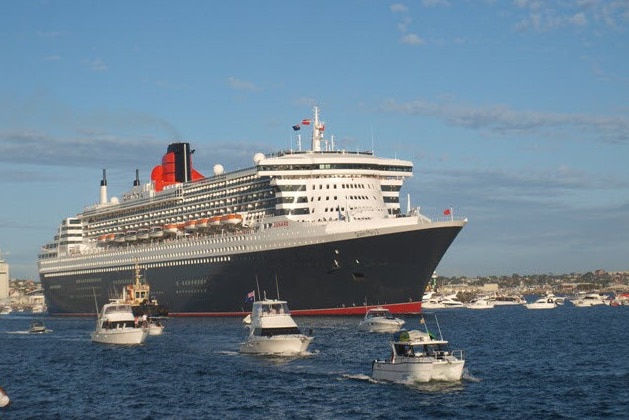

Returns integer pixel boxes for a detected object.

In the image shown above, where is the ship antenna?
[255,274,261,302]
[275,274,280,300]
[92,288,100,318]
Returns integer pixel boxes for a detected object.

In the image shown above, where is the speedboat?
[488,294,526,305]
[372,314,465,383]
[421,292,445,309]
[571,293,607,307]
[526,297,557,310]
[358,307,405,333]
[465,297,495,309]
[147,320,164,336]
[240,298,313,355]
[440,294,465,308]
[29,320,51,334]
[91,300,148,345]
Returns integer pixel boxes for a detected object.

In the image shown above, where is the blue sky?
[1,0,628,280]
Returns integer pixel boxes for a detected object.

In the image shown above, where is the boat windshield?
[254,327,301,337]
[104,304,132,314]
[258,302,289,315]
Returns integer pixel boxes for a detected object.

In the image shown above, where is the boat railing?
[450,349,464,361]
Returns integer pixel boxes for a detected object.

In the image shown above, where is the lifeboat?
[196,218,209,229]
[220,214,243,226]
[125,230,137,241]
[184,220,197,231]
[113,233,126,244]
[163,223,179,235]
[97,234,108,245]
[208,216,222,226]
[149,226,164,238]
[137,228,150,241]
[106,233,116,242]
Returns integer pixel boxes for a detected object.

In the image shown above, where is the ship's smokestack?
[167,142,194,183]
[133,169,140,186]
[100,169,108,205]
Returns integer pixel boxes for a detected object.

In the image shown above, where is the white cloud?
[226,76,260,92]
[382,99,629,144]
[390,3,408,13]
[400,33,425,45]
[82,58,108,72]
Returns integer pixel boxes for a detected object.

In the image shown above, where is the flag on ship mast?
[292,125,300,131]
[301,119,311,125]
[443,207,454,220]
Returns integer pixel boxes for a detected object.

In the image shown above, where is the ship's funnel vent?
[150,142,204,192]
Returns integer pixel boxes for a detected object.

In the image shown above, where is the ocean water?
[1,304,628,419]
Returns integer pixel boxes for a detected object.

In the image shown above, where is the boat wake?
[462,368,481,382]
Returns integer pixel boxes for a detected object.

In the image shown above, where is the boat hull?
[239,335,313,355]
[41,222,464,316]
[91,328,148,345]
[372,358,465,383]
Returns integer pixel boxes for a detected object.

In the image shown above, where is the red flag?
[301,119,311,125]
[319,124,325,132]
[443,208,451,216]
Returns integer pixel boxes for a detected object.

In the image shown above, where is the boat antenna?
[92,288,100,318]
[275,274,280,300]
[255,274,261,302]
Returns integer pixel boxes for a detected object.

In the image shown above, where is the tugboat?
[123,262,169,318]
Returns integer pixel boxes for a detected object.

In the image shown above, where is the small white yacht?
[421,292,446,310]
[372,314,465,384]
[358,307,405,333]
[240,298,313,355]
[440,294,465,308]
[571,293,607,307]
[525,297,558,310]
[91,300,148,345]
[465,297,495,310]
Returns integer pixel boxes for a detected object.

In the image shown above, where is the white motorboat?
[525,297,558,310]
[147,320,164,336]
[488,294,526,305]
[465,297,495,310]
[372,315,465,383]
[240,298,313,355]
[440,294,465,308]
[571,293,607,307]
[91,300,148,345]
[358,307,405,333]
[29,320,52,334]
[421,294,446,309]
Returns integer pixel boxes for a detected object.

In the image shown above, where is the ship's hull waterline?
[41,222,464,316]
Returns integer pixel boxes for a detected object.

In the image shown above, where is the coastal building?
[0,253,9,301]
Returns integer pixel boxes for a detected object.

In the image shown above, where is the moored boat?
[571,293,607,307]
[525,297,557,310]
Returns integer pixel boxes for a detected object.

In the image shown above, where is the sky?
[1,0,628,280]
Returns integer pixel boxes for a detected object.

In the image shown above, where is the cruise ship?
[38,107,467,316]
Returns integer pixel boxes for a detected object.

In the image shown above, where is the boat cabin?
[393,342,450,359]
[255,302,289,316]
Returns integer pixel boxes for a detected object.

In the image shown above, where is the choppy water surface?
[1,304,628,419]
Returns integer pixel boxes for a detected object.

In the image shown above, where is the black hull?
[41,225,463,316]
